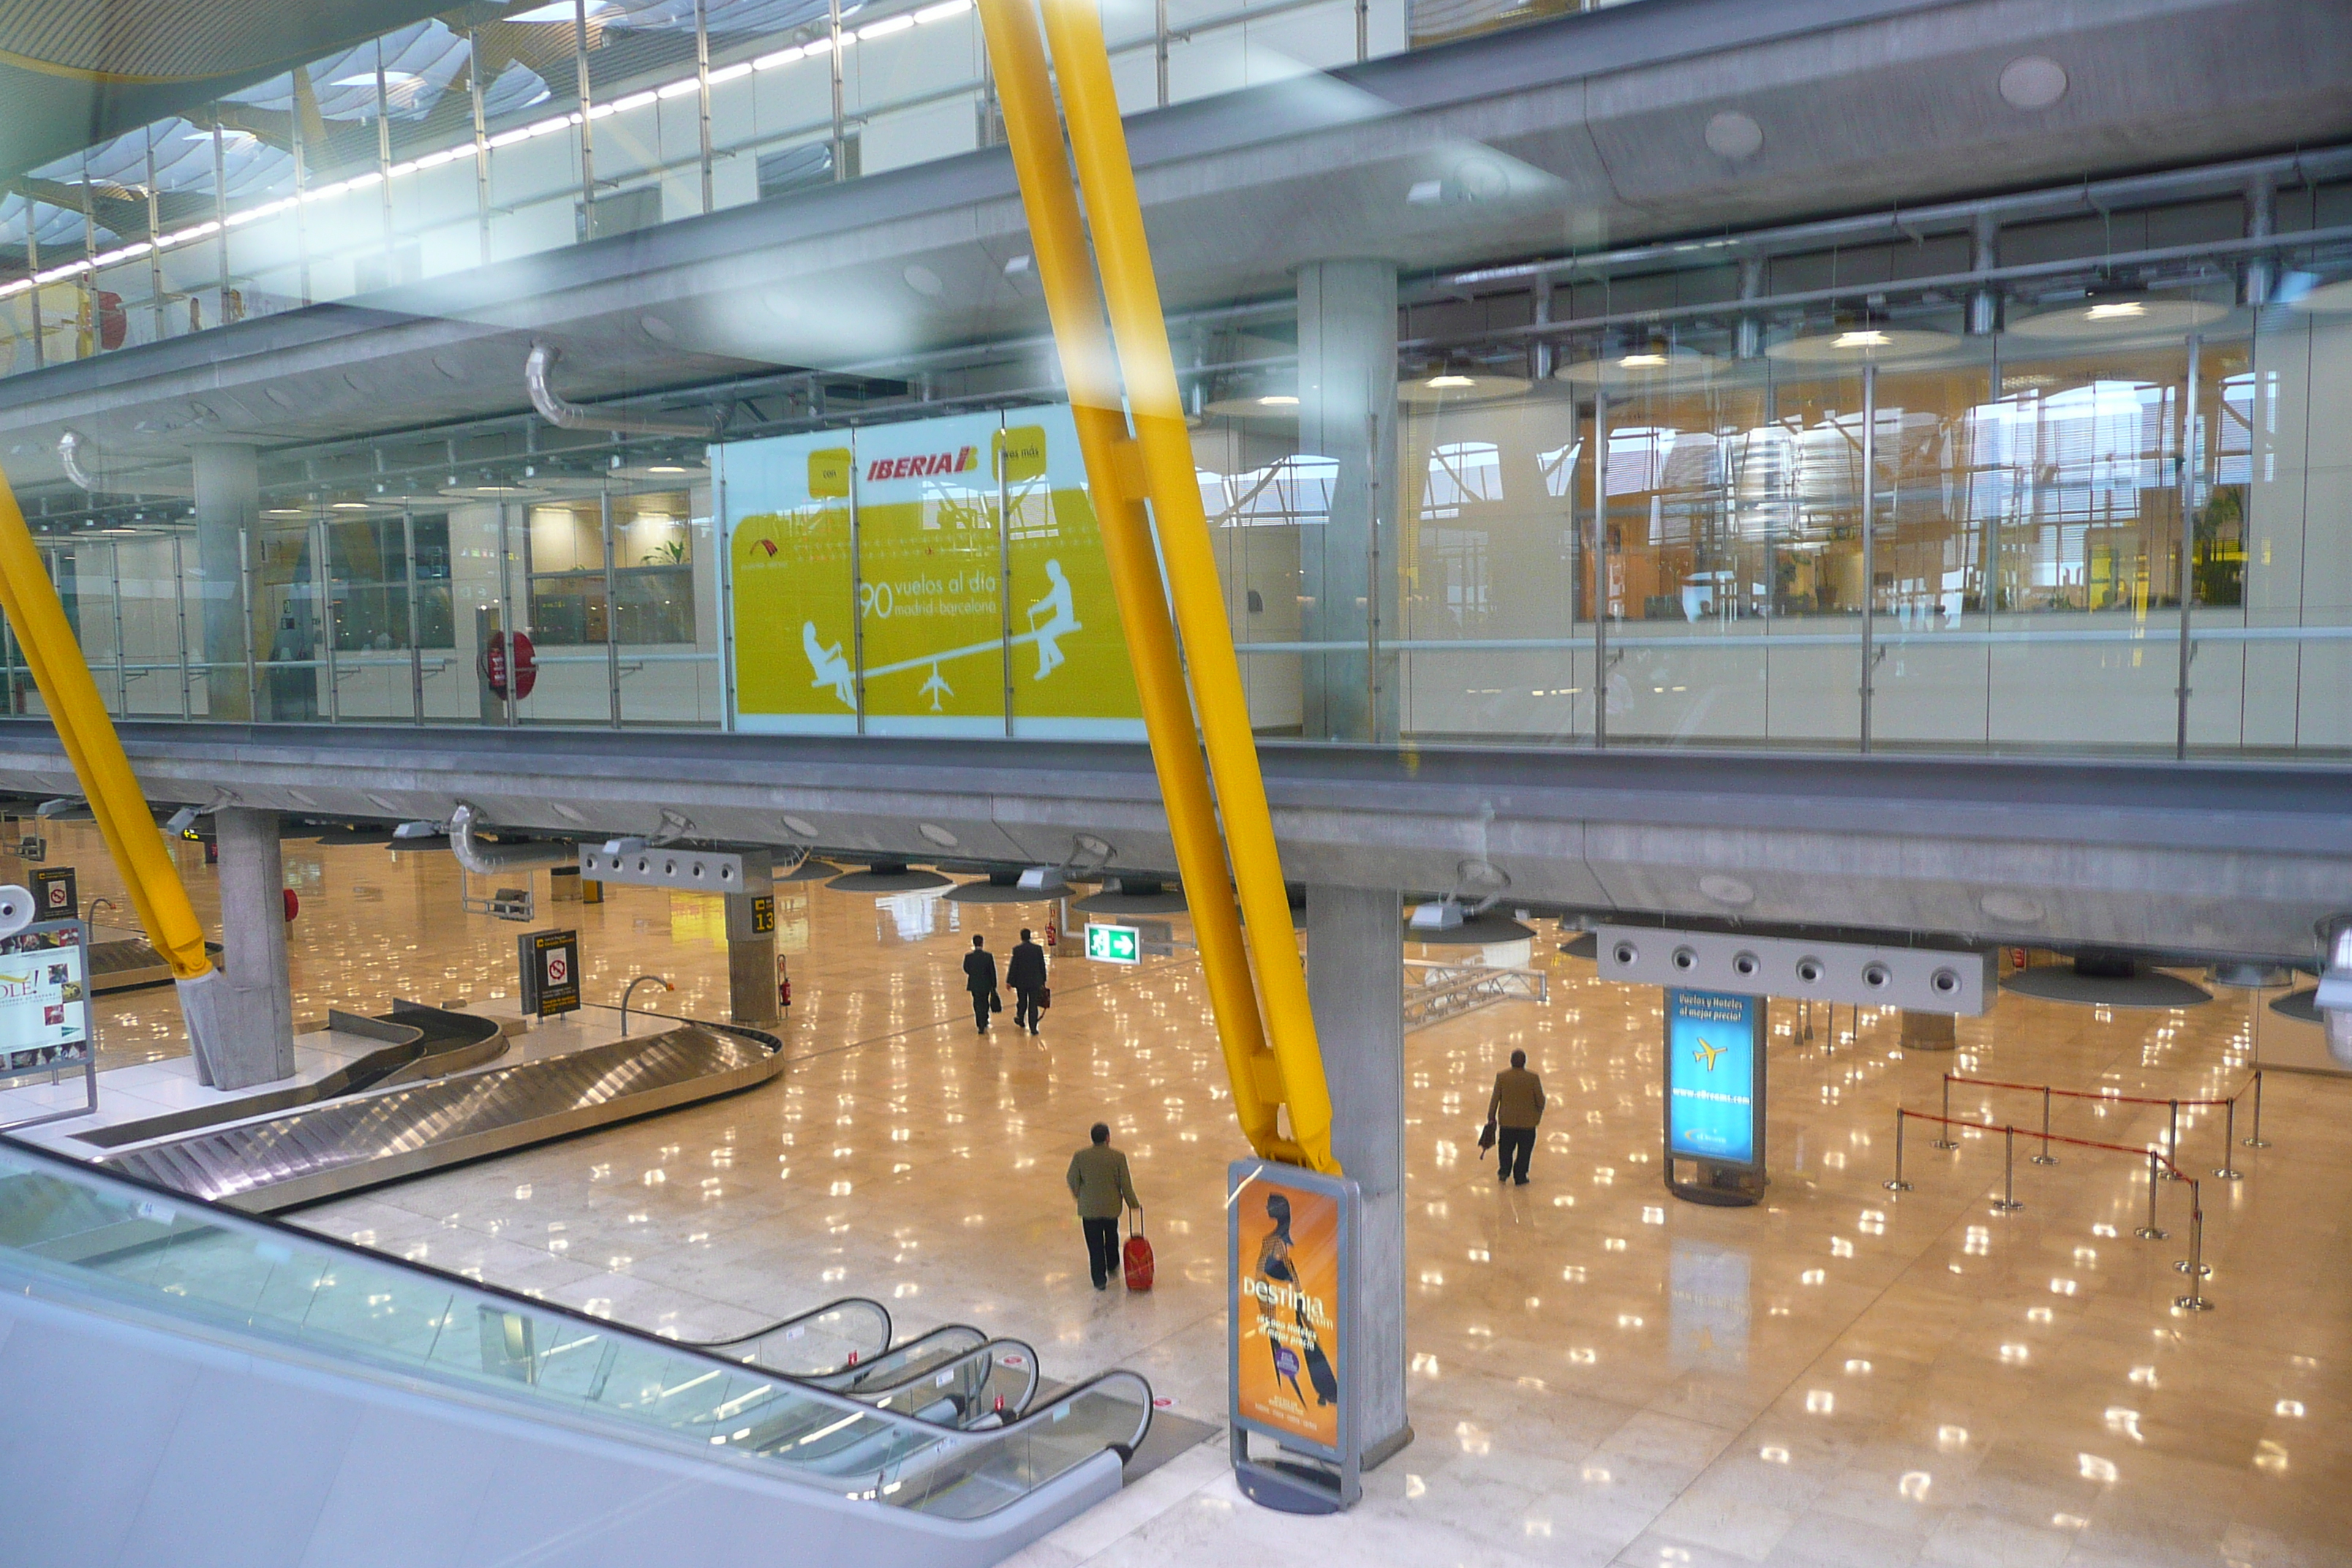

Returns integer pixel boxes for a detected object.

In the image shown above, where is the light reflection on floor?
[42,821,2352,1566]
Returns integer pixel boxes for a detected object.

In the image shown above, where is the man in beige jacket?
[1066,1122,1141,1290]
[1486,1048,1545,1186]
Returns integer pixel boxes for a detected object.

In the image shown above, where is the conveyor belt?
[96,1018,783,1211]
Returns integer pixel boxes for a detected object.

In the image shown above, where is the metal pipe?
[1883,1109,1911,1191]
[1859,363,1877,753]
[2174,1182,2212,1309]
[2215,1096,2242,1179]
[2176,335,2201,760]
[2135,1150,2169,1240]
[525,343,717,439]
[448,802,575,873]
[1991,1125,2023,1211]
[1934,1072,1957,1149]
[2244,1068,2269,1147]
[2166,1097,2182,1179]
[2032,1085,2057,1166]
[2242,174,2278,306]
[1592,384,1608,748]
[1435,146,2352,292]
[619,973,673,1034]
[1967,209,2000,336]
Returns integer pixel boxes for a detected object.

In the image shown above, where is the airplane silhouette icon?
[1692,1037,1725,1071]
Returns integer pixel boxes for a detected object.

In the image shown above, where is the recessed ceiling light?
[1832,329,1891,348]
[2084,301,2146,320]
[1617,352,1668,368]
[1425,374,1477,388]
[1257,394,1299,406]
[265,508,306,516]
[330,501,368,510]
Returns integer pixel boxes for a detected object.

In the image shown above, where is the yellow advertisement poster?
[855,412,1007,736]
[720,404,1143,739]
[1005,404,1142,737]
[1234,1172,1343,1452]
[724,434,856,734]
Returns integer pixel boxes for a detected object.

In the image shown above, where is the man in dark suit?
[962,933,998,1035]
[1008,927,1048,1035]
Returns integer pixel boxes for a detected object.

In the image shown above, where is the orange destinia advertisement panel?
[1233,1170,1343,1451]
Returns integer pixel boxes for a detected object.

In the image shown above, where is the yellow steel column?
[0,470,213,979]
[976,0,1290,1159]
[1035,0,1338,1173]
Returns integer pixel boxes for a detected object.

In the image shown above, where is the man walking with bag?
[962,934,999,1036]
[1009,927,1049,1035]
[1066,1122,1140,1291]
[1486,1048,1545,1186]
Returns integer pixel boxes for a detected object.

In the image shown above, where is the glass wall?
[0,0,1466,379]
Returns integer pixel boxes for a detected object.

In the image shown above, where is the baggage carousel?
[66,1001,785,1211]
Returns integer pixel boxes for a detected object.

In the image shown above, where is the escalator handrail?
[0,1131,1156,1501]
[676,1294,894,1362]
[808,1322,990,1392]
[848,1335,1039,1408]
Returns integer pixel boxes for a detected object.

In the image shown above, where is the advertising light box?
[1664,987,1764,1169]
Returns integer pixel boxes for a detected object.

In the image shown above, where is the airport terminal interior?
[1,0,2351,1564]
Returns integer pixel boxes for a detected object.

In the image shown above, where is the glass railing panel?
[0,1139,1145,1515]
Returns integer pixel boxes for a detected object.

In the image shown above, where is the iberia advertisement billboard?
[1229,1161,1346,1456]
[719,404,1141,738]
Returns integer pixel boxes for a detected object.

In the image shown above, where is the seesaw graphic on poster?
[801,559,1081,712]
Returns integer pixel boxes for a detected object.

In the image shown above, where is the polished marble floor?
[27,821,2352,1567]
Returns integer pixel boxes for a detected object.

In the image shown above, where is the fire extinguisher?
[283,888,299,923]
[777,957,791,1009]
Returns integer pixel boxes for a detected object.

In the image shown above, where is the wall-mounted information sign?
[1085,923,1140,965]
[33,867,76,920]
[517,928,582,1018]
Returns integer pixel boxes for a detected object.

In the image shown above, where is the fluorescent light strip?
[1,3,968,294]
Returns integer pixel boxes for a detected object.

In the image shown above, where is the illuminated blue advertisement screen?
[1666,988,1762,1167]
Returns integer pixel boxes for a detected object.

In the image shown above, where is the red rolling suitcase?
[1122,1210,1155,1292]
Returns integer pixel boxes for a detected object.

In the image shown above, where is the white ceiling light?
[1556,343,1720,388]
[1998,56,2068,110]
[1766,323,1956,364]
[2008,290,2231,339]
[1397,372,1531,405]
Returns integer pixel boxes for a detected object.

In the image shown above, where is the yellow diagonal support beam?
[976,0,1292,1161]
[0,467,212,979]
[1034,0,1339,1174]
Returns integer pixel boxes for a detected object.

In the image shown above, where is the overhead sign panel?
[1599,924,1995,1014]
[1085,923,1140,964]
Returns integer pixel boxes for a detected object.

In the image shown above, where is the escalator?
[0,1135,1153,1567]
[689,1300,1041,1430]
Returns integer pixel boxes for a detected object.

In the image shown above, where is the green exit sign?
[1085,923,1140,965]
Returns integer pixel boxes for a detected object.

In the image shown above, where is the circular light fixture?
[647,464,687,474]
[1396,372,1531,405]
[330,501,369,510]
[1766,321,1958,363]
[1998,55,2068,110]
[2285,276,2352,314]
[2008,289,2231,339]
[1703,110,1763,160]
[1556,341,1720,388]
[1201,391,1300,420]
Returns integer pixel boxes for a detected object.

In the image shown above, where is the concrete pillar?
[1297,260,1400,743]
[191,445,258,722]
[203,807,296,1088]
[723,856,779,1028]
[1305,883,1412,1469]
[725,898,779,1027]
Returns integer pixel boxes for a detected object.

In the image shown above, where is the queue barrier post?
[1932,1074,1958,1150]
[1884,1109,1912,1192]
[2215,1096,2243,1181]
[2162,1099,2182,1180]
[2175,1180,2213,1311]
[2244,1068,2271,1149]
[2134,1149,2168,1240]
[2030,1085,2057,1166]
[1991,1125,2024,1213]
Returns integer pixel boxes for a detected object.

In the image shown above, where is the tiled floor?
[19,821,2351,1566]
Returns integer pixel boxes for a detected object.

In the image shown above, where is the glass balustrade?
[0,1134,1152,1515]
